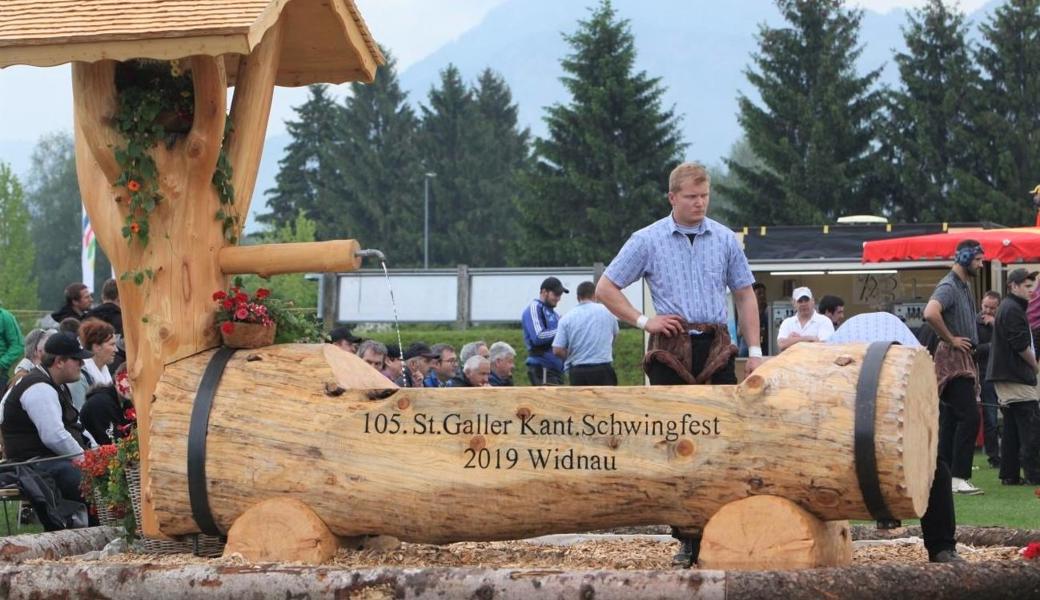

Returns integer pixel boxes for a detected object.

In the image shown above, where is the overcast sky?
[0,0,993,145]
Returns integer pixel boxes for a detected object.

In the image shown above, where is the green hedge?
[361,326,645,386]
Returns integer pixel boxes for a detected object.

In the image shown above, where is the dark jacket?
[83,302,123,336]
[1,370,90,461]
[49,304,84,324]
[976,316,993,375]
[447,374,475,387]
[987,294,1037,386]
[80,385,133,446]
[489,372,513,387]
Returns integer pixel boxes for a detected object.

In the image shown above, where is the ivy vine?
[111,59,240,280]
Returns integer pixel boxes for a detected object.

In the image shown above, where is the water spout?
[355,248,386,262]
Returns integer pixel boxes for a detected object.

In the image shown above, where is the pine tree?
[514,0,684,266]
[957,0,1040,226]
[719,0,885,226]
[260,85,341,238]
[324,50,425,267]
[468,68,530,266]
[418,64,483,267]
[881,0,978,223]
[0,163,38,309]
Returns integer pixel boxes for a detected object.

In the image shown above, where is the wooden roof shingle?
[0,0,384,86]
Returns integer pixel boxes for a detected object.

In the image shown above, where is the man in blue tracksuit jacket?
[521,277,568,385]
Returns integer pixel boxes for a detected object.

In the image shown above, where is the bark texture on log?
[0,526,120,563]
[150,343,937,543]
[699,495,851,570]
[854,525,1040,549]
[0,563,1037,600]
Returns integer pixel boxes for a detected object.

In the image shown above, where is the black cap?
[386,343,402,360]
[1007,268,1039,285]
[540,276,569,295]
[403,342,438,361]
[44,332,94,360]
[328,326,363,344]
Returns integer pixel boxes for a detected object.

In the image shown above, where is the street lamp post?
[423,172,436,270]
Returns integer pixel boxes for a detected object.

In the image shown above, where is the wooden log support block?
[699,495,852,571]
[223,497,338,564]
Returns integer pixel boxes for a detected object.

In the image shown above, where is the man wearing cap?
[521,277,569,385]
[381,343,404,384]
[924,239,985,495]
[777,287,835,351]
[424,344,458,388]
[986,268,1040,485]
[328,327,363,354]
[402,342,438,388]
[595,162,762,567]
[1,332,95,503]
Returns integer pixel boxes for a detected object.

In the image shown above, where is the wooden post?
[456,264,469,330]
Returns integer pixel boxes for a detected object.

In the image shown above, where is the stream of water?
[379,260,405,360]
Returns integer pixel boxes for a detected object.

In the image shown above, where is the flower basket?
[220,321,276,349]
[93,489,118,527]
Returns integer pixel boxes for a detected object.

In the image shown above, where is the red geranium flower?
[129,222,140,234]
[127,180,141,192]
[213,291,227,301]
[1022,542,1040,559]
[222,299,234,311]
[256,288,270,299]
[235,292,248,304]
[235,307,249,320]
[220,321,235,335]
[124,407,137,422]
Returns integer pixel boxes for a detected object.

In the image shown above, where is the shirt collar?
[667,215,711,236]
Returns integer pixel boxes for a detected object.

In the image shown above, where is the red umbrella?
[862,227,1040,263]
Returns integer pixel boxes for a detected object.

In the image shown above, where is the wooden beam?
[0,35,250,70]
[228,19,284,234]
[218,240,362,277]
[71,61,121,185]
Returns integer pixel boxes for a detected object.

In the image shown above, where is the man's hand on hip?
[645,315,685,336]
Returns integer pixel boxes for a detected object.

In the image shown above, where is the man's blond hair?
[669,162,710,192]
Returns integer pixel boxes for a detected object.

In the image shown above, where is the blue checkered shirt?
[603,215,754,324]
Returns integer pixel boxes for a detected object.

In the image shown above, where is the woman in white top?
[69,319,117,410]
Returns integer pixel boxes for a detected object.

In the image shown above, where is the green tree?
[880,0,979,223]
[24,132,112,309]
[956,0,1040,226]
[325,50,425,267]
[514,0,684,266]
[712,138,763,226]
[260,85,341,238]
[720,0,885,226]
[418,64,483,267]
[240,214,320,308]
[0,163,38,309]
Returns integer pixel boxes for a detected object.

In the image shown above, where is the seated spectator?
[424,344,457,388]
[81,364,135,446]
[69,320,116,411]
[777,287,834,351]
[402,342,438,388]
[458,341,488,377]
[83,278,123,336]
[488,342,516,386]
[59,318,81,336]
[327,326,363,354]
[50,283,93,324]
[13,329,54,382]
[381,343,403,384]
[357,340,387,372]
[449,356,492,387]
[1,333,96,505]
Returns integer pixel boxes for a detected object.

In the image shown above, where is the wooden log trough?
[147,341,939,569]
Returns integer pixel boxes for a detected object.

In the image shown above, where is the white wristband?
[635,315,649,330]
[748,346,763,358]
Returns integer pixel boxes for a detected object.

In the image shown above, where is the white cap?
[792,286,813,302]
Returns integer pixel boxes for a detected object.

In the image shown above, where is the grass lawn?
[952,453,1039,529]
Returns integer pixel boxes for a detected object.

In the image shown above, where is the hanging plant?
[110,59,240,271]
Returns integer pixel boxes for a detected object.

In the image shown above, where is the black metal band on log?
[853,341,896,522]
[187,346,237,537]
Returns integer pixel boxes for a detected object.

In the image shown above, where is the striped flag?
[82,208,96,292]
